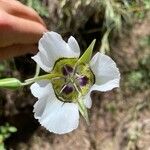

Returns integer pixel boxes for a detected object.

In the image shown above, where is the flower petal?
[40,99,79,134]
[90,52,120,91]
[68,36,80,56]
[32,32,80,72]
[33,97,47,119]
[32,51,52,72]
[33,82,79,134]
[30,80,51,98]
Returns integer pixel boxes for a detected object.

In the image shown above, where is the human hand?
[0,0,47,60]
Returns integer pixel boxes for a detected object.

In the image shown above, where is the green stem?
[22,73,61,86]
[34,64,40,78]
[100,27,112,54]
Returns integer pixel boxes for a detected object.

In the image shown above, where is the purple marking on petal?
[62,85,74,94]
[62,65,73,76]
[79,76,89,86]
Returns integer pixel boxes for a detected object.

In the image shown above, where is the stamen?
[62,84,74,94]
[59,84,67,94]
[62,65,73,76]
[79,76,89,86]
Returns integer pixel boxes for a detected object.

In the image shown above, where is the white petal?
[90,52,120,91]
[33,97,47,119]
[30,80,51,98]
[68,36,80,56]
[33,32,80,72]
[33,82,79,134]
[83,91,92,109]
[32,52,51,72]
[40,99,79,134]
[91,79,120,91]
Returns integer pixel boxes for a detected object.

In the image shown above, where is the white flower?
[30,31,120,134]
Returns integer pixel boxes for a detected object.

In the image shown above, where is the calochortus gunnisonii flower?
[30,31,120,134]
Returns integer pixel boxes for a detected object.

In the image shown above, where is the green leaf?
[100,28,112,54]
[0,143,5,150]
[0,78,22,90]
[3,133,10,139]
[0,135,3,143]
[8,127,17,133]
[0,127,7,134]
[76,39,96,65]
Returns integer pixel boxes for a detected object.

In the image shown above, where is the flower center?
[51,58,94,102]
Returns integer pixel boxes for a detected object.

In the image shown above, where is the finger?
[0,0,46,26]
[0,44,38,60]
[0,12,47,47]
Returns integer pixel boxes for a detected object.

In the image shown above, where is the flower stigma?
[51,58,95,103]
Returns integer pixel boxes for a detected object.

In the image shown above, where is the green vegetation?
[99,0,149,53]
[0,124,17,150]
[21,0,49,17]
[139,35,150,48]
[105,101,117,114]
[128,35,150,90]
[128,57,150,90]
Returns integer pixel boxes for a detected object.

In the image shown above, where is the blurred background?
[0,0,150,149]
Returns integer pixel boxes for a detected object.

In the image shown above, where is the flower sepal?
[24,73,62,85]
[77,94,89,125]
[76,39,96,65]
